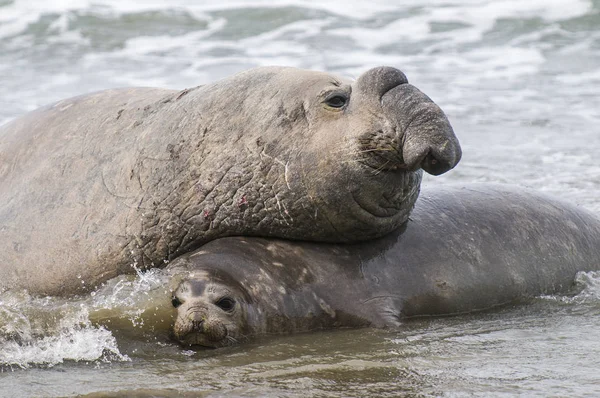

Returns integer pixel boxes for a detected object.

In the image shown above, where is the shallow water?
[1,0,600,396]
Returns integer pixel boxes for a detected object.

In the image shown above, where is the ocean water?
[1,0,599,396]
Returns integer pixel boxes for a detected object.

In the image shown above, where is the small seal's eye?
[324,94,348,109]
[215,297,236,312]
[171,296,183,308]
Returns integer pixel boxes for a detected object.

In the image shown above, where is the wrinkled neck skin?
[128,66,454,266]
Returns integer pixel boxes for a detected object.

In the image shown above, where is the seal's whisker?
[341,158,393,175]
[339,159,366,165]
[358,147,397,153]
[374,159,394,175]
[225,335,239,345]
[333,146,396,156]
[331,145,380,156]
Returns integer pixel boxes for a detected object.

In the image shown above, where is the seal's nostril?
[191,319,204,331]
[421,152,451,176]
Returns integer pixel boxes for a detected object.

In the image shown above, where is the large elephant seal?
[0,66,460,296]
[169,184,600,347]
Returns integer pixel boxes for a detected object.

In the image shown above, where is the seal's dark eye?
[215,297,236,312]
[324,95,347,109]
[171,296,182,308]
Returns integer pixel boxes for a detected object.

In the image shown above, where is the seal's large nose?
[384,82,461,175]
[359,66,461,176]
[356,66,408,98]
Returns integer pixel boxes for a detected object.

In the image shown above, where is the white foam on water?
[330,0,592,49]
[0,319,128,370]
[113,17,225,58]
[3,0,385,18]
[0,267,174,369]
[0,292,129,369]
[426,0,592,27]
[136,0,399,20]
[572,271,600,301]
[3,0,587,45]
[431,46,545,81]
[540,271,600,305]
[556,69,600,85]
[110,15,329,67]
[1,0,596,115]
[0,0,400,41]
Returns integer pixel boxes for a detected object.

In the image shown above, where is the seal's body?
[170,184,600,347]
[0,66,460,295]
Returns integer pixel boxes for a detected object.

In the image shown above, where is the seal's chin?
[351,169,422,220]
[179,334,226,349]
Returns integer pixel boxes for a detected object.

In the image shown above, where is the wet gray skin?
[0,66,460,296]
[169,184,600,348]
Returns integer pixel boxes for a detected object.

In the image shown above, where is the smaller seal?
[169,184,600,347]
[171,269,254,347]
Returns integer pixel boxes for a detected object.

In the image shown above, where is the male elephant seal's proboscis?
[169,184,600,348]
[0,66,461,296]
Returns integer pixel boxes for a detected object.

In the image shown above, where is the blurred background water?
[1,0,600,397]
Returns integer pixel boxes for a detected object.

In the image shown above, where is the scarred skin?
[169,184,600,348]
[0,66,460,296]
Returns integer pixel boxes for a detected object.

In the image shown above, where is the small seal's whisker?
[225,335,239,345]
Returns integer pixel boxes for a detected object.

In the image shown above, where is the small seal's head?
[171,269,252,348]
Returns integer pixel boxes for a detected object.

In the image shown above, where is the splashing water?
[0,267,176,370]
[0,292,128,369]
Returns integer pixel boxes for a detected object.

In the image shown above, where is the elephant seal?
[169,184,600,347]
[0,66,460,296]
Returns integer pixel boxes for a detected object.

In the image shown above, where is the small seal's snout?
[191,319,205,332]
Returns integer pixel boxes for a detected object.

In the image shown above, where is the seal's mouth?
[357,131,409,173]
[179,334,223,348]
[173,311,231,348]
[351,175,420,219]
[337,135,424,225]
[175,329,232,348]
